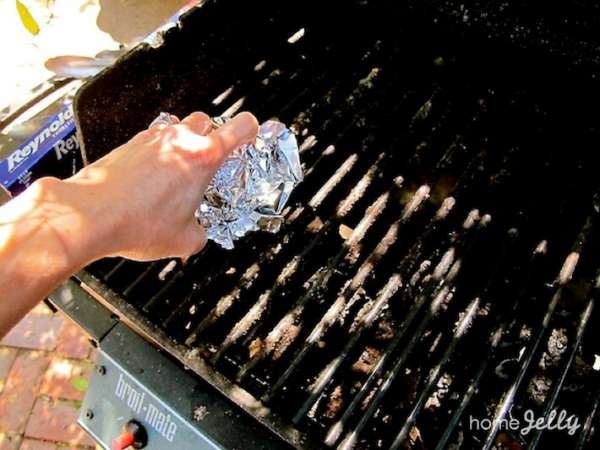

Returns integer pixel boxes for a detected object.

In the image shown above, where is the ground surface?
[0,302,98,450]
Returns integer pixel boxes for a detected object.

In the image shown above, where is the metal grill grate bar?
[528,271,599,448]
[481,206,600,450]
[323,211,491,448]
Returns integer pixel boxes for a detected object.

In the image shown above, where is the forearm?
[0,177,105,336]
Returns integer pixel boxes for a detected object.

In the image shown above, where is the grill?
[51,1,600,449]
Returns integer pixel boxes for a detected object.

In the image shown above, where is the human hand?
[56,111,258,262]
[0,109,257,335]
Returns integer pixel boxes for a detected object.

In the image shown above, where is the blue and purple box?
[0,103,83,197]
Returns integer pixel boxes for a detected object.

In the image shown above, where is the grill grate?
[78,1,600,449]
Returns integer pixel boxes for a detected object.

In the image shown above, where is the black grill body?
[64,1,600,449]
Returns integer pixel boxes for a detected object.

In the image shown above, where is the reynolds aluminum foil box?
[0,104,82,196]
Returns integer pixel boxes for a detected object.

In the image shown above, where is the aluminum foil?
[150,113,303,249]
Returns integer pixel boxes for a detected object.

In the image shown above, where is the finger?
[169,112,258,166]
[179,111,212,135]
[177,219,208,261]
[205,111,258,166]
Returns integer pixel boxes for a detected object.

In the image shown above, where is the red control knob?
[112,432,134,450]
[112,420,148,450]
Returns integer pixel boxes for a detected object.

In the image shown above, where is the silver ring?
[149,112,179,128]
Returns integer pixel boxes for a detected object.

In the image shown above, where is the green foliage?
[71,377,90,392]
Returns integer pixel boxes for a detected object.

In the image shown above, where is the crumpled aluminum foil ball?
[149,113,303,249]
[198,119,303,249]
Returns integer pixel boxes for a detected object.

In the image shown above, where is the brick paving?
[0,302,98,450]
